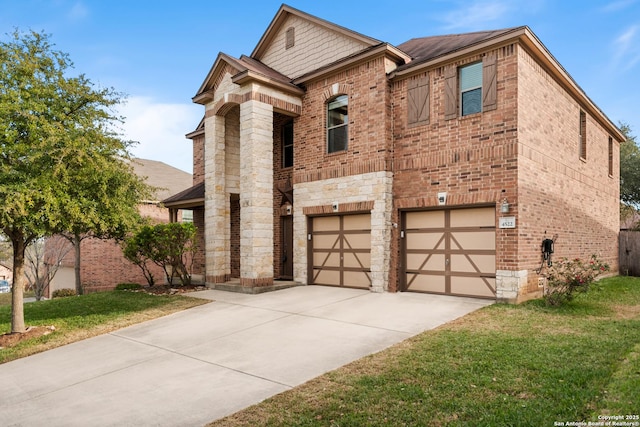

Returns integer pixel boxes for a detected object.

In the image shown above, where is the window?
[327,95,348,153]
[181,209,193,223]
[608,136,613,176]
[460,62,482,116]
[282,121,293,168]
[579,110,587,160]
[445,56,496,120]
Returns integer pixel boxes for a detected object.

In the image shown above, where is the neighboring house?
[48,159,192,295]
[164,5,623,302]
[0,263,11,284]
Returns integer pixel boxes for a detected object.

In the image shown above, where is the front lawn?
[0,291,208,364]
[210,276,640,426]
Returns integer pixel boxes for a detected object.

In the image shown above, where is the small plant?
[52,288,76,298]
[543,255,610,306]
[115,283,143,291]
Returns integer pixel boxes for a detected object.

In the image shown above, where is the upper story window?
[445,55,497,120]
[327,95,348,153]
[460,62,482,116]
[282,121,293,168]
[579,110,587,160]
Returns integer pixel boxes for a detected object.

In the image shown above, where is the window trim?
[326,94,348,154]
[459,62,483,117]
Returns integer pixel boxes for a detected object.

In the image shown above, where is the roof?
[162,181,204,208]
[130,158,192,202]
[396,27,522,71]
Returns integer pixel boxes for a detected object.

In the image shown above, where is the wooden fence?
[620,230,640,277]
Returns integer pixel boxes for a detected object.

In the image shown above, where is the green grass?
[210,276,640,426]
[0,291,208,364]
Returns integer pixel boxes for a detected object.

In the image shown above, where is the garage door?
[402,207,496,298]
[309,214,371,289]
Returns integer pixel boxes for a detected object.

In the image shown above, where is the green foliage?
[542,255,610,306]
[0,30,149,331]
[51,288,76,298]
[123,222,197,286]
[620,123,640,207]
[0,291,208,363]
[114,283,142,291]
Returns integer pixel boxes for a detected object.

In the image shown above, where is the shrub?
[115,283,142,291]
[52,288,76,298]
[543,255,610,306]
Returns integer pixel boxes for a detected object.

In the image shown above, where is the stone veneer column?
[239,100,274,286]
[204,114,229,283]
[495,270,528,303]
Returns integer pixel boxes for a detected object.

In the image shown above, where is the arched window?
[327,95,348,153]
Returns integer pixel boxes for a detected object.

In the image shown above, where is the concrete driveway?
[0,286,492,426]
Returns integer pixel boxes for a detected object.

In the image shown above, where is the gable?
[253,6,379,79]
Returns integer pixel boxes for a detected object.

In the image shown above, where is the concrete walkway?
[0,286,492,426]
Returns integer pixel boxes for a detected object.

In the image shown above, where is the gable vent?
[286,27,295,49]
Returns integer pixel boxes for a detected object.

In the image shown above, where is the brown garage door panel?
[403,207,496,298]
[310,214,372,289]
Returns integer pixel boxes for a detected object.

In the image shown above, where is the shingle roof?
[162,181,204,206]
[130,158,192,202]
[396,27,523,71]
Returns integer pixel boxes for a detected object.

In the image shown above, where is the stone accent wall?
[240,100,274,283]
[204,114,229,283]
[259,14,371,79]
[294,171,393,292]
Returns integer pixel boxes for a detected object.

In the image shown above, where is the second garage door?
[401,207,496,298]
[309,213,371,289]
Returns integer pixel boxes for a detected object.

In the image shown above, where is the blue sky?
[2,0,639,173]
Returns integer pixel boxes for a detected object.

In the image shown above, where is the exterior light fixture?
[500,198,510,213]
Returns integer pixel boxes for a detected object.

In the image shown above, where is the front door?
[281,215,294,279]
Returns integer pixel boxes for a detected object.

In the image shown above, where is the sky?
[1,0,639,174]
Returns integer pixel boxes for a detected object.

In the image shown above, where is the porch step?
[206,279,301,294]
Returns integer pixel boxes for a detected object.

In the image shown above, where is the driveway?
[0,286,492,426]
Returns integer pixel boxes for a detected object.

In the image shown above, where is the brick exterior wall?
[48,203,169,295]
[516,46,620,276]
[272,112,294,279]
[193,134,205,185]
[194,9,620,301]
[391,46,519,293]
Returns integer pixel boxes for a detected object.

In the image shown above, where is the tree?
[620,123,640,207]
[0,30,144,333]
[25,237,70,301]
[123,223,197,287]
[58,158,151,295]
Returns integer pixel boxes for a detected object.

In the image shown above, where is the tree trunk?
[74,233,83,295]
[11,237,27,334]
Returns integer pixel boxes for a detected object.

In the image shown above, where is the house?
[48,159,192,295]
[164,4,623,302]
[0,263,11,284]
